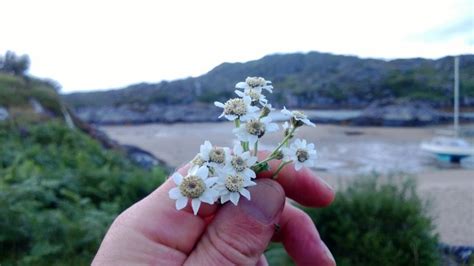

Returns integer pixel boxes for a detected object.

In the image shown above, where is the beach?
[102,123,474,246]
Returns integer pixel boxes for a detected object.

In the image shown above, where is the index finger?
[257,151,335,207]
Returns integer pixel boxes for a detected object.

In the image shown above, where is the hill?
[64,52,474,110]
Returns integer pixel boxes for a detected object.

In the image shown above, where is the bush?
[266,176,440,266]
[0,121,167,265]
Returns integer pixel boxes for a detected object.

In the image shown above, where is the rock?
[352,99,441,126]
[0,106,9,120]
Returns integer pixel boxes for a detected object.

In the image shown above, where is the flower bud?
[260,105,271,118]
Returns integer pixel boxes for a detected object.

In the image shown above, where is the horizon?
[1,0,472,93]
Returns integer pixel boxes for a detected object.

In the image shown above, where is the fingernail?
[239,179,285,224]
[319,177,333,191]
[322,242,336,264]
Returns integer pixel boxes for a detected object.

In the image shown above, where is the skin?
[93,152,336,266]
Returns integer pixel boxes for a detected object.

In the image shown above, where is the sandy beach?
[102,123,474,246]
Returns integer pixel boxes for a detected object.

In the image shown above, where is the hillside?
[0,73,168,264]
[64,52,474,111]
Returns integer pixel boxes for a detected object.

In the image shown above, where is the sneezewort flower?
[214,96,259,121]
[232,117,279,146]
[168,166,218,215]
[235,77,273,93]
[282,138,317,171]
[215,173,256,205]
[198,140,230,170]
[235,87,267,106]
[281,107,316,127]
[221,143,258,179]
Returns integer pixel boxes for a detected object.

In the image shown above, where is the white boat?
[420,56,474,163]
[421,136,474,163]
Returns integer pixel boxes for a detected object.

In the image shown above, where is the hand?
[93,153,336,265]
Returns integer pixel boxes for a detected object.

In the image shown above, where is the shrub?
[0,121,167,265]
[265,176,440,266]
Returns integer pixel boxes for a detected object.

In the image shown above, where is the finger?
[256,254,269,266]
[275,203,336,266]
[185,179,285,265]
[258,151,335,207]
[101,165,219,256]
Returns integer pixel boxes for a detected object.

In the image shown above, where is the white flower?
[235,77,273,93]
[222,144,258,179]
[282,138,317,171]
[282,121,290,130]
[281,107,315,127]
[235,88,267,106]
[198,140,230,171]
[215,173,256,205]
[168,166,218,215]
[214,96,259,121]
[232,117,279,146]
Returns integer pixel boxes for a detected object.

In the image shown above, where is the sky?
[1,0,473,92]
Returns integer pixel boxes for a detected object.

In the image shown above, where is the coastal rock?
[352,100,441,126]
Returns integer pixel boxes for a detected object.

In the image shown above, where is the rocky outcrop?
[74,103,220,124]
[351,100,442,126]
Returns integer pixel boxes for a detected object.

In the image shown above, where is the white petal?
[200,190,216,204]
[233,143,243,155]
[224,114,238,121]
[243,168,256,179]
[230,192,240,205]
[246,156,258,166]
[235,82,247,89]
[303,118,315,127]
[235,90,245,97]
[205,177,218,187]
[307,143,315,150]
[244,179,257,187]
[176,197,188,210]
[214,101,225,108]
[220,193,230,204]
[191,199,201,215]
[196,165,209,179]
[295,162,303,171]
[243,96,252,105]
[168,187,182,199]
[248,135,259,146]
[171,172,183,185]
[240,188,251,200]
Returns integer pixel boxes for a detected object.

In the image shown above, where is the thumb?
[185,179,285,265]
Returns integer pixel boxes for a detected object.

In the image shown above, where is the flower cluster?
[169,76,317,215]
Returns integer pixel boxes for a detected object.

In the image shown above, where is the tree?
[0,50,30,76]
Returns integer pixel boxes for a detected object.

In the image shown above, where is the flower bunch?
[169,77,317,215]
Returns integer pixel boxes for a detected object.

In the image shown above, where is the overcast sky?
[1,0,473,92]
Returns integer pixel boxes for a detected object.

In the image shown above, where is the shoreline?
[101,122,474,245]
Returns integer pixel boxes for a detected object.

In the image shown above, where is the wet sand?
[102,123,474,245]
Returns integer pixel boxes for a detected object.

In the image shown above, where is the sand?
[102,123,474,246]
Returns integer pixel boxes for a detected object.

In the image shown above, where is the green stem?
[254,141,258,156]
[235,118,248,151]
[253,154,277,168]
[272,161,292,179]
[271,127,296,157]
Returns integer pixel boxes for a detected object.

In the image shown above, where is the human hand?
[93,153,336,265]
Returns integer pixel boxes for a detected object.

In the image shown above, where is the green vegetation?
[265,176,440,266]
[0,121,167,265]
[0,73,63,120]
